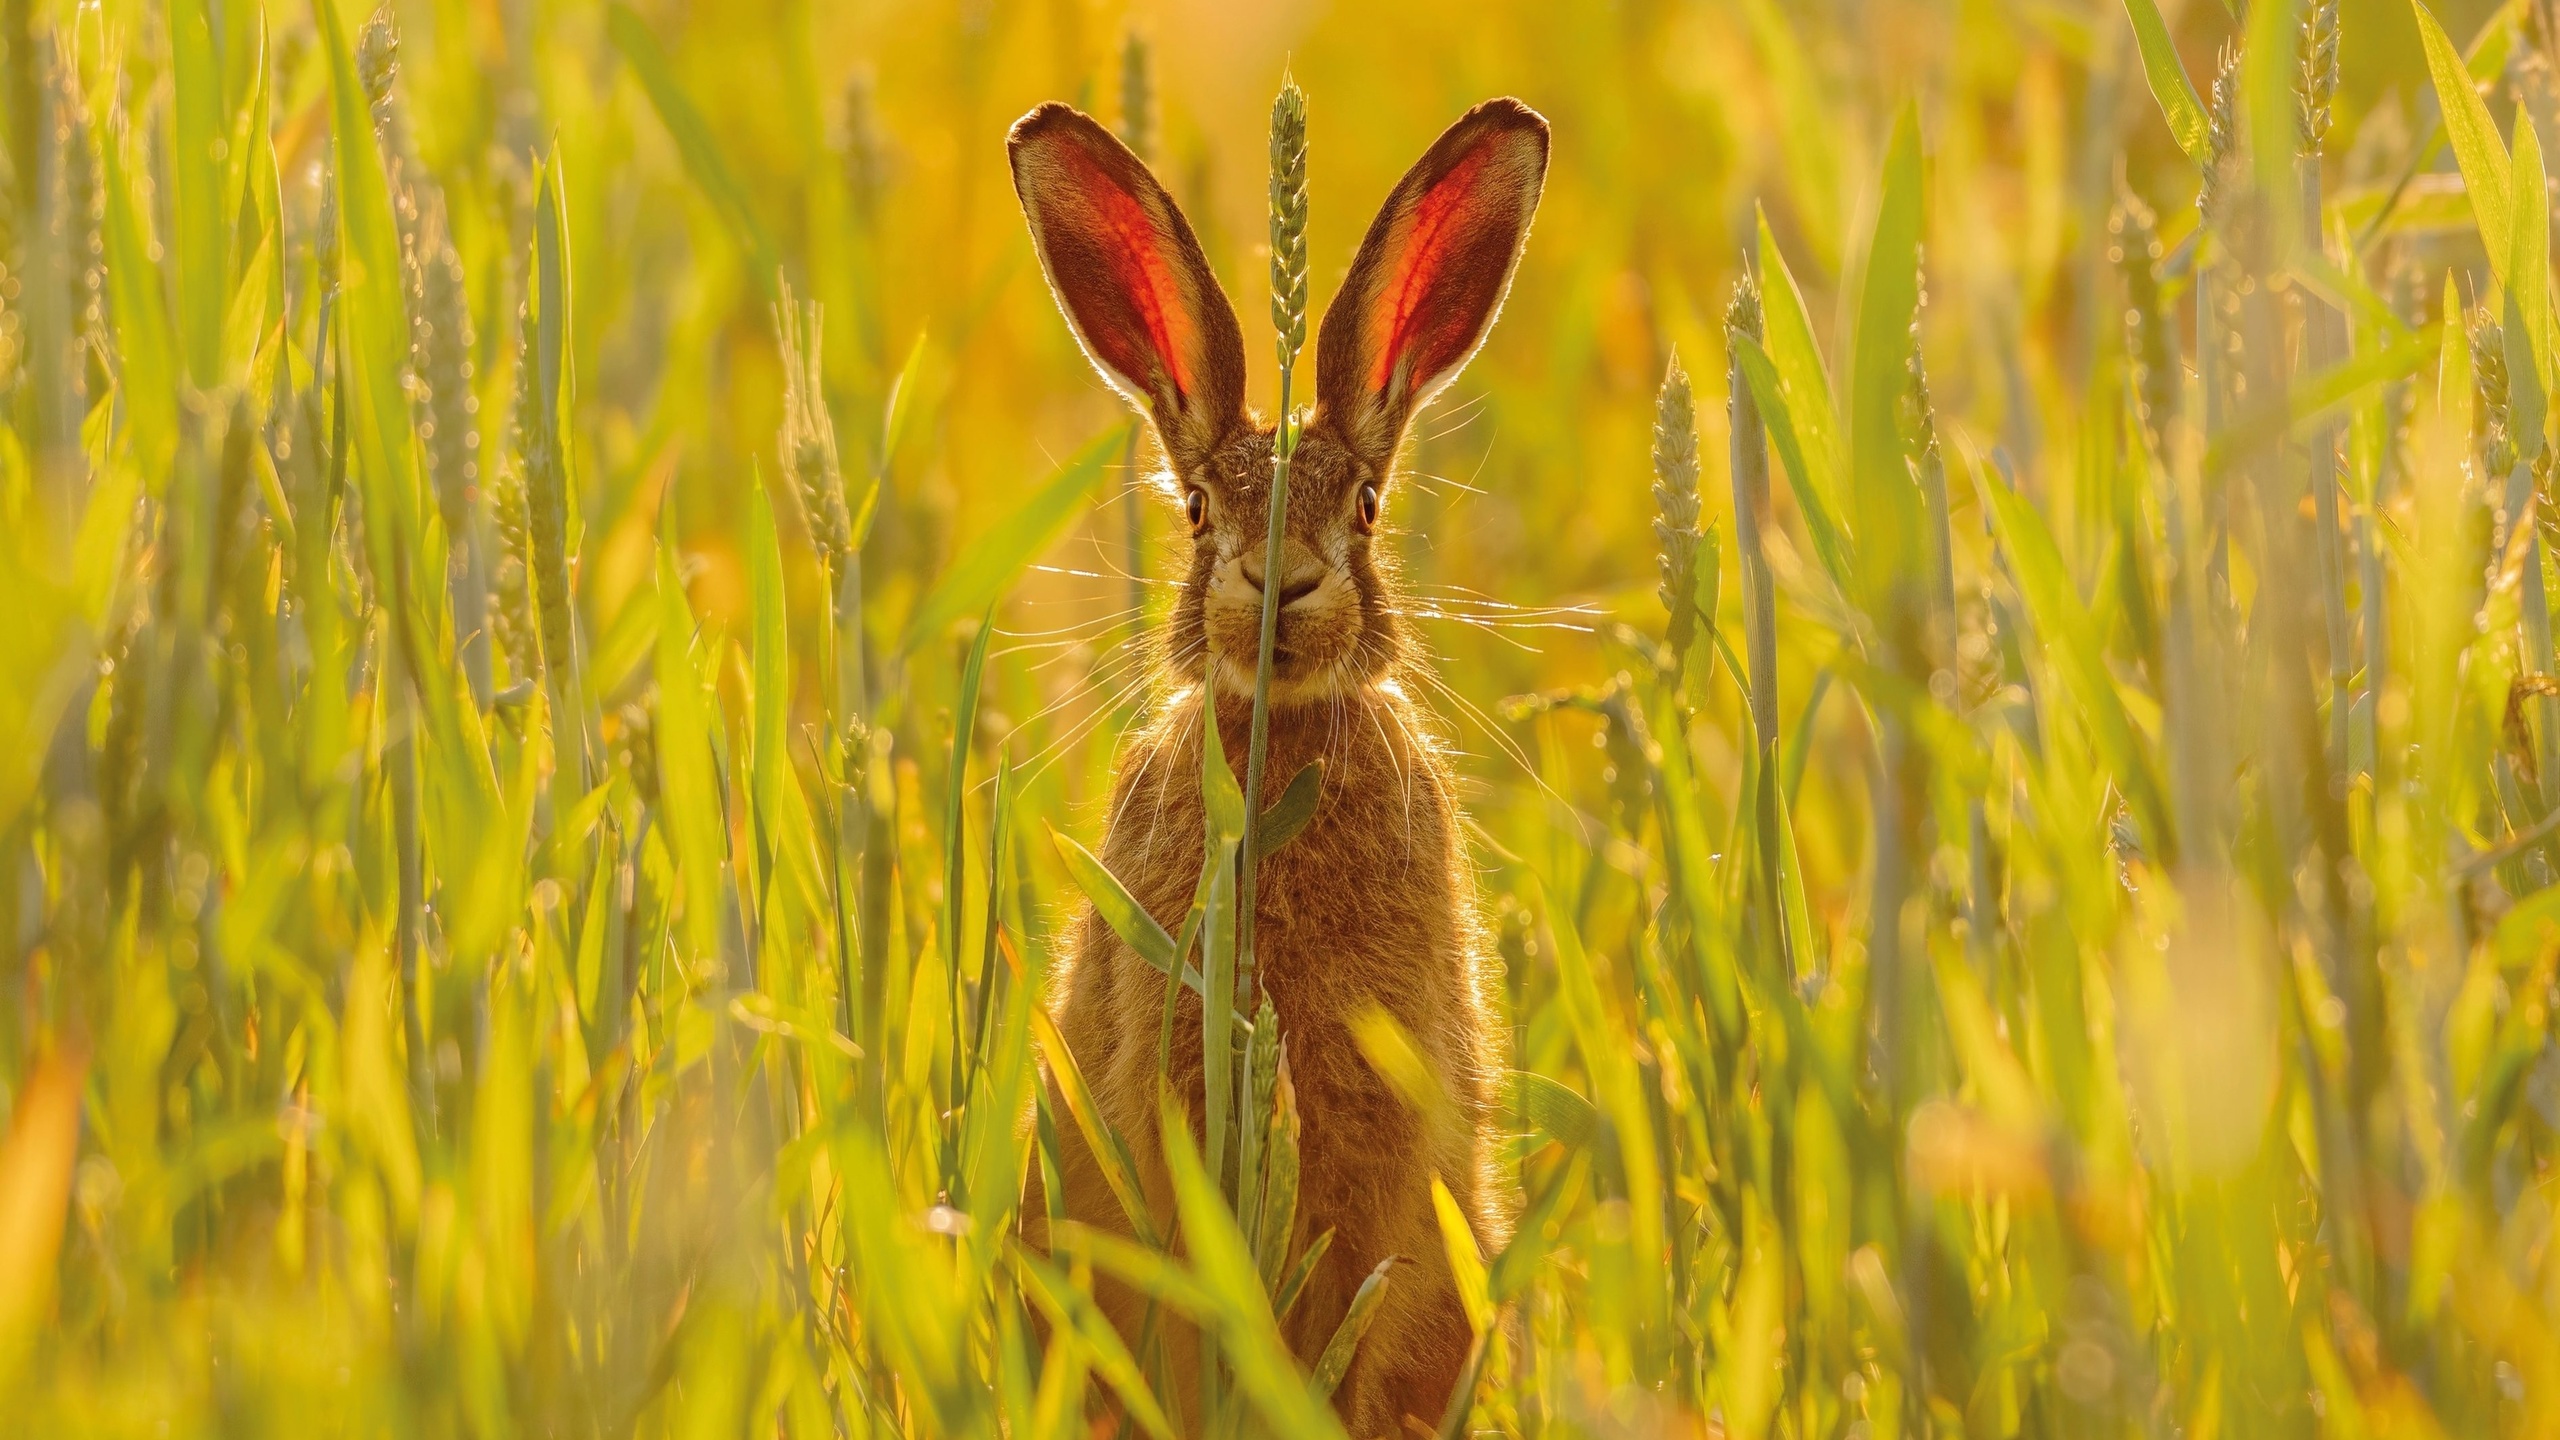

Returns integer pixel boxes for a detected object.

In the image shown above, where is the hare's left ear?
[1314,98,1548,469]
[1010,103,1248,475]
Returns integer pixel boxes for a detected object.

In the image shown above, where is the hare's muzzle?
[1240,551,1328,608]
[1204,543,1365,697]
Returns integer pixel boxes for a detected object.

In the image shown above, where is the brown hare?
[1009,95,1548,1436]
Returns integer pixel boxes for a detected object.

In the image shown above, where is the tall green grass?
[1,1,2558,1437]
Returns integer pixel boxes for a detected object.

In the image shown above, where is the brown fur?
[1009,97,1548,1437]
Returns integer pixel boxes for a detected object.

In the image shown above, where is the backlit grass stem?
[1237,74,1307,1029]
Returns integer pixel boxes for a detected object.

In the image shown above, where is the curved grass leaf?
[1486,1150,1583,1304]
[1733,336,1852,589]
[1754,208,1844,514]
[1256,759,1325,853]
[1273,1227,1335,1321]
[2413,0,2511,271]
[1504,1068,1599,1151]
[1028,1007,1159,1247]
[2509,113,2552,421]
[2119,0,2210,163]
[1012,1248,1177,1440]
[1430,1178,1491,1336]
[1052,1220,1221,1320]
[1309,1256,1396,1400]
[1049,824,1207,994]
[2203,328,2439,477]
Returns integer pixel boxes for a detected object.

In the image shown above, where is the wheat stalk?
[776,277,851,579]
[1236,73,1309,1026]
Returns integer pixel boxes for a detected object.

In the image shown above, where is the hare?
[1009,96,1548,1436]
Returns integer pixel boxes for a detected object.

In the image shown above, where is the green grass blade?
[1048,825,1217,996]
[1051,1220,1222,1318]
[1198,836,1237,1203]
[1733,335,1852,588]
[1754,208,1844,511]
[1430,1177,1491,1335]
[1504,1069,1599,1151]
[1846,105,1926,617]
[2119,0,2211,163]
[901,431,1117,654]
[1272,1227,1334,1321]
[1308,1256,1395,1400]
[1485,1151,1582,1304]
[1255,759,1325,853]
[1029,1007,1160,1247]
[2413,0,2512,269]
[2511,112,2553,410]
[1013,1249,1179,1440]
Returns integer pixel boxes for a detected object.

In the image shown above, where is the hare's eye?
[1183,487,1208,534]
[1355,482,1381,532]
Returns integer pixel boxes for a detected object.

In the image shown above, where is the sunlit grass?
[0,0,2557,1436]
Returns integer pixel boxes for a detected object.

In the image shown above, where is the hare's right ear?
[1314,99,1548,470]
[1010,103,1247,474]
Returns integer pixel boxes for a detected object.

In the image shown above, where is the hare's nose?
[1240,553,1327,607]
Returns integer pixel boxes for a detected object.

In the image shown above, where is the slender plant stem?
[1239,76,1308,1025]
[1237,380,1292,1019]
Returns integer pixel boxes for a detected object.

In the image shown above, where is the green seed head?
[2202,40,2242,222]
[414,195,478,535]
[1725,268,1763,345]
[1652,350,1702,654]
[2110,189,2179,443]
[775,276,851,576]
[2297,0,2340,153]
[2476,311,2517,478]
[1902,301,1940,469]
[491,440,541,684]
[357,10,400,118]
[1268,75,1310,372]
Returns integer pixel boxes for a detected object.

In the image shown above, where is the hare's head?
[1010,97,1548,704]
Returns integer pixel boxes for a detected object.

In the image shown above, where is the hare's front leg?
[1283,1065,1476,1436]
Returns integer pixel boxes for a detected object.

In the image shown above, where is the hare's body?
[1008,93,1547,1435]
[1054,679,1503,1433]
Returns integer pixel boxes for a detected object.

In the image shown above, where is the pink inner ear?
[1366,146,1500,395]
[1049,143,1197,401]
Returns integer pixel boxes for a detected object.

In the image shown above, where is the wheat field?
[0,0,2556,1435]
